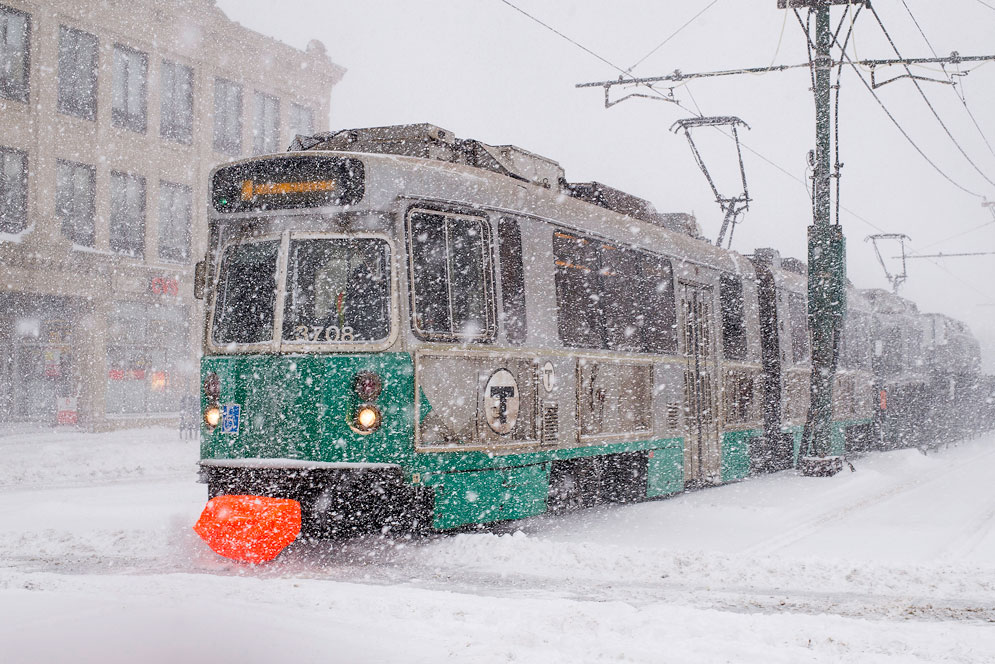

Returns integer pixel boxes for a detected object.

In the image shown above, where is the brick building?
[0,0,344,428]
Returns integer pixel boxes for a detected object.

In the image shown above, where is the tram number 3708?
[292,325,356,342]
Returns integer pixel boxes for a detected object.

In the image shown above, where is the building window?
[0,6,29,102]
[56,160,95,247]
[0,147,27,234]
[158,181,191,262]
[112,44,147,133]
[252,91,280,154]
[106,302,188,415]
[213,78,242,155]
[289,102,314,138]
[408,209,495,342]
[110,171,146,257]
[57,26,98,120]
[719,275,747,360]
[160,60,193,143]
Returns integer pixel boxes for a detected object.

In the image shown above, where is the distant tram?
[195,124,979,535]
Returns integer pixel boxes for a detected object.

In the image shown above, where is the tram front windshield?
[211,237,390,347]
[283,238,390,344]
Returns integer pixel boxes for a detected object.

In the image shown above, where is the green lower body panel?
[429,463,549,530]
[647,441,684,497]
[722,429,757,482]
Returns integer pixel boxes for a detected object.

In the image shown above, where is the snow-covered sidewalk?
[1,427,993,663]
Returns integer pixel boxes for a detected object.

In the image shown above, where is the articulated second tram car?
[193,124,940,535]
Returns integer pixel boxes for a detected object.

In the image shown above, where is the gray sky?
[217,0,995,367]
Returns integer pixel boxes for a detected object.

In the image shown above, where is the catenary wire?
[869,4,995,189]
[918,218,995,251]
[840,49,985,199]
[899,0,995,160]
[498,0,988,286]
[627,0,722,73]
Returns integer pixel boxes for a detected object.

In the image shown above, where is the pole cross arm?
[777,1,870,7]
[577,54,995,94]
[670,117,751,132]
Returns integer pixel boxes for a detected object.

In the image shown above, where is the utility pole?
[796,0,848,476]
[576,0,995,478]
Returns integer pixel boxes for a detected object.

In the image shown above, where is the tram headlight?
[353,404,382,433]
[204,406,222,429]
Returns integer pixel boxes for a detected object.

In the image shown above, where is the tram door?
[681,282,721,486]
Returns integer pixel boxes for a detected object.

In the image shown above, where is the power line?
[918,218,995,250]
[975,0,995,13]
[841,49,986,199]
[496,0,630,79]
[627,0,722,73]
[899,0,995,161]
[497,0,698,112]
[869,4,995,190]
[510,0,983,274]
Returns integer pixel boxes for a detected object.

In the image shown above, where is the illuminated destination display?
[212,156,364,213]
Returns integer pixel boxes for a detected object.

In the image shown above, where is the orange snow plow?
[194,495,302,563]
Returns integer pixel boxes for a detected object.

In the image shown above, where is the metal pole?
[800,5,847,476]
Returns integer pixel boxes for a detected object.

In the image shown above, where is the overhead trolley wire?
[918,218,995,251]
[496,0,701,111]
[626,0,722,73]
[869,4,995,190]
[841,49,986,199]
[498,0,982,269]
[899,0,995,161]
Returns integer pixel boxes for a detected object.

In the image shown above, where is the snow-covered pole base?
[799,455,844,477]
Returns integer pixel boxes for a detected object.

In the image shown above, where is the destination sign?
[212,156,364,213]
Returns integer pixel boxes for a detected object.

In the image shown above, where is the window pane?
[282,238,391,343]
[212,241,279,345]
[787,291,810,364]
[112,45,147,132]
[720,275,747,360]
[160,60,192,143]
[409,211,493,341]
[498,218,527,344]
[57,26,97,119]
[0,147,27,234]
[158,182,191,261]
[410,213,452,335]
[0,7,29,102]
[56,160,95,246]
[553,231,601,348]
[289,103,314,138]
[214,78,242,155]
[640,254,678,353]
[252,92,280,154]
[110,171,145,256]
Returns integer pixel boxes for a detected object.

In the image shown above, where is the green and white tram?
[196,124,863,535]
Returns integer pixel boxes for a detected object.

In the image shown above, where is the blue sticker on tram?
[220,404,241,434]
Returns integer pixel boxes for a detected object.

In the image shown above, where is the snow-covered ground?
[1,427,993,663]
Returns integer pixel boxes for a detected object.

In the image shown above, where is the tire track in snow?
[744,445,995,556]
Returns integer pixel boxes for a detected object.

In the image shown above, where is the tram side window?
[554,231,677,353]
[786,291,810,364]
[719,275,747,361]
[409,210,494,341]
[498,218,527,345]
[640,254,678,354]
[841,311,871,370]
[212,240,279,345]
[553,232,602,348]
